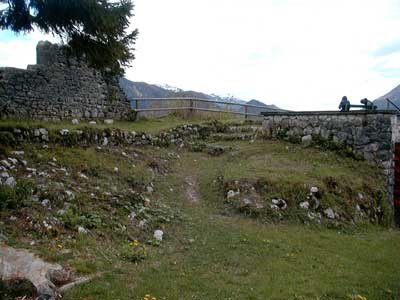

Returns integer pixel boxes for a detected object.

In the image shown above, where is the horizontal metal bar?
[134,107,263,117]
[130,97,284,111]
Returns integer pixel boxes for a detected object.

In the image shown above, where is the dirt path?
[184,175,200,203]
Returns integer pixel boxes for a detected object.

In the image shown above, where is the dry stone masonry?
[262,111,400,204]
[0,41,131,121]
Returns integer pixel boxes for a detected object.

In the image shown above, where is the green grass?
[0,114,240,134]
[63,140,398,300]
[1,119,399,300]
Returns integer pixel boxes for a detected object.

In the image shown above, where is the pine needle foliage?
[0,0,138,75]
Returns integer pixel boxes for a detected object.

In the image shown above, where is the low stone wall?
[262,111,399,204]
[0,41,131,121]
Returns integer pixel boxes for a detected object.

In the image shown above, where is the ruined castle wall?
[0,41,131,121]
[262,111,398,203]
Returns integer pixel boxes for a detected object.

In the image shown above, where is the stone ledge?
[261,110,398,117]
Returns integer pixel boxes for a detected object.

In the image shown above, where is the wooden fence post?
[244,105,248,120]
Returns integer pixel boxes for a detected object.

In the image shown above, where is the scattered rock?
[302,135,313,145]
[104,119,114,125]
[11,151,24,156]
[227,190,239,199]
[154,230,164,242]
[41,199,51,208]
[8,157,18,165]
[307,211,322,223]
[146,186,154,193]
[89,121,97,125]
[271,198,287,210]
[299,201,310,210]
[71,119,79,125]
[77,226,88,234]
[113,167,119,172]
[243,198,253,206]
[5,177,16,187]
[1,159,11,169]
[128,212,136,221]
[65,190,75,199]
[60,129,69,136]
[103,137,108,146]
[310,187,319,193]
[78,173,89,180]
[0,171,9,179]
[138,220,147,229]
[324,208,335,219]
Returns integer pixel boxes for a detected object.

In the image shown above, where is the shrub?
[0,180,35,210]
[0,131,16,147]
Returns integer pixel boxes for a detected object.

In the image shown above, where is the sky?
[1,0,400,110]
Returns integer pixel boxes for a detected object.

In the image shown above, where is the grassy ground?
[0,113,242,134]
[1,120,399,300]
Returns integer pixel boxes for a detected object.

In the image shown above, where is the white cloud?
[1,0,400,110]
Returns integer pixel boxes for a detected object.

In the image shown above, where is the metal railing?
[131,97,284,119]
[386,98,400,113]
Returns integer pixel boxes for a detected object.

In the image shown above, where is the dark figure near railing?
[339,97,377,112]
[339,96,350,111]
[360,98,377,110]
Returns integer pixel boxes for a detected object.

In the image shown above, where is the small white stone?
[71,119,80,125]
[103,137,108,146]
[89,121,97,125]
[104,119,114,125]
[243,198,252,205]
[324,208,335,219]
[113,167,119,172]
[310,187,319,193]
[138,220,147,228]
[128,212,136,221]
[60,129,69,136]
[270,204,279,210]
[146,186,154,193]
[41,199,51,208]
[78,226,88,234]
[154,230,164,242]
[79,173,88,180]
[227,190,239,199]
[11,151,24,156]
[272,199,280,205]
[299,201,310,210]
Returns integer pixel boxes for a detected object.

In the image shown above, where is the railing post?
[245,105,248,120]
[189,98,194,116]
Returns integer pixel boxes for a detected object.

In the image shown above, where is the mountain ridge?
[119,78,282,111]
[374,84,400,109]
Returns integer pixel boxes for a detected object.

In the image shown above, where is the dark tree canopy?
[0,0,138,75]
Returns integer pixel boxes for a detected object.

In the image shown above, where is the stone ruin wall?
[0,41,131,121]
[262,111,398,204]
